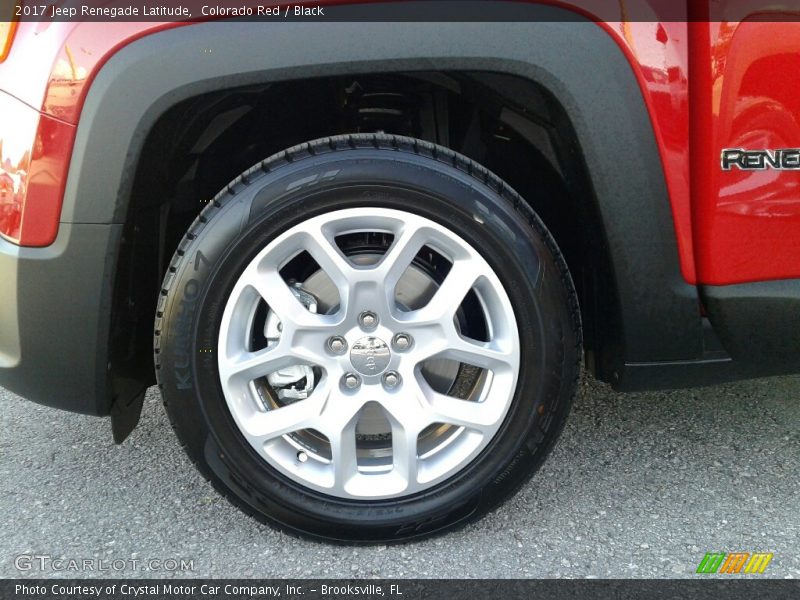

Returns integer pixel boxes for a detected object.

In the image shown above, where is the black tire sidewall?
[158,145,579,542]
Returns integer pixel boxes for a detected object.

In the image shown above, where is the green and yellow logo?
[696,552,773,574]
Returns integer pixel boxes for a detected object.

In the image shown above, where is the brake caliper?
[264,283,318,401]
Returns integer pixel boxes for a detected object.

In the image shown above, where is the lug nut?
[327,336,347,355]
[383,371,401,389]
[297,451,308,463]
[359,311,378,330]
[342,373,361,390]
[393,333,412,351]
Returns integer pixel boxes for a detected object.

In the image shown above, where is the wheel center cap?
[350,336,391,376]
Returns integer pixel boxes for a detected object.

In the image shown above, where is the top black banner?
[5,0,800,23]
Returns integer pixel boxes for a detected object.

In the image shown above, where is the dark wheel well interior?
[109,70,617,397]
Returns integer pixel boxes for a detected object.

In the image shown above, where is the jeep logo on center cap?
[350,336,391,376]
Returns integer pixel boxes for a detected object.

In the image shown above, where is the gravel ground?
[1,374,798,579]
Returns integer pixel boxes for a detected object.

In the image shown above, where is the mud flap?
[110,382,147,443]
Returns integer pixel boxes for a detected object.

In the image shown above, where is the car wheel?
[155,134,581,542]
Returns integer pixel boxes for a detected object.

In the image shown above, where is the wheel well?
[108,70,615,393]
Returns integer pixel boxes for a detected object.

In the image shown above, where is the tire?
[155,133,581,543]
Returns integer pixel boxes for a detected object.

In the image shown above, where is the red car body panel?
[0,21,173,246]
[0,90,74,246]
[691,18,800,284]
[1,2,799,285]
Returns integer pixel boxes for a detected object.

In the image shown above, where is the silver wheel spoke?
[220,344,300,386]
[422,258,482,321]
[441,337,516,374]
[242,265,317,328]
[219,335,324,387]
[301,226,357,293]
[377,223,428,288]
[329,416,359,494]
[414,376,502,432]
[390,417,420,489]
[244,394,325,441]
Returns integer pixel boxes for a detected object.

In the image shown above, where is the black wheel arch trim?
[12,4,706,416]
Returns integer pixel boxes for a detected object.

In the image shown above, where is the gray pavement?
[1,374,798,579]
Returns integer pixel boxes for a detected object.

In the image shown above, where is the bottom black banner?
[1,579,799,600]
